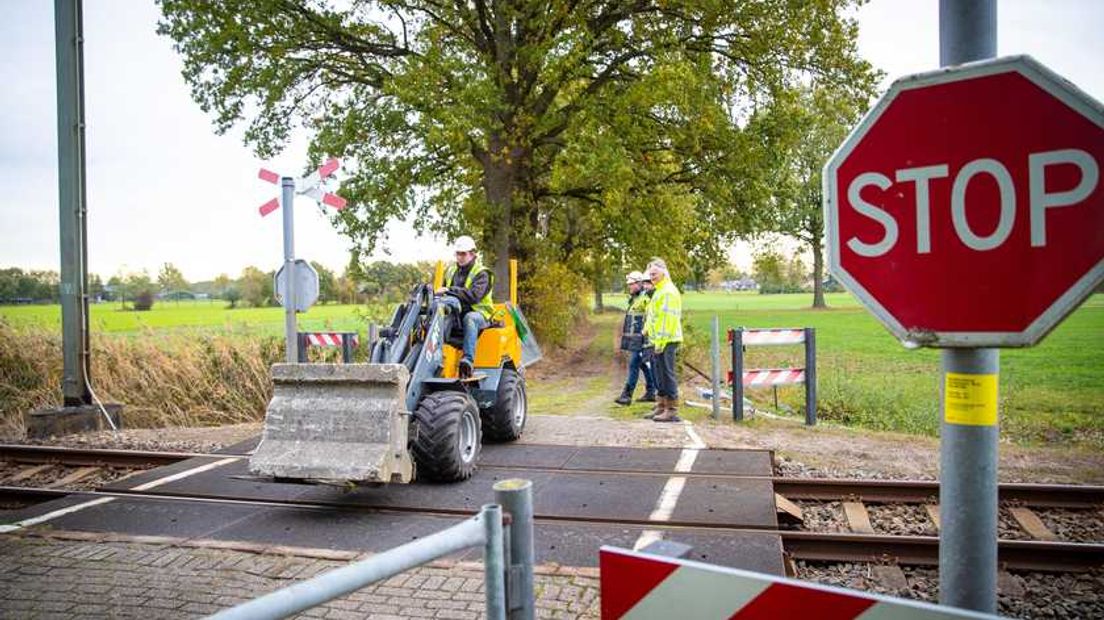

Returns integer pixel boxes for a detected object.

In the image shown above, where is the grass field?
[0,300,384,336]
[667,291,1104,449]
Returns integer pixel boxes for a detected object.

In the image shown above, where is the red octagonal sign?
[825,56,1104,347]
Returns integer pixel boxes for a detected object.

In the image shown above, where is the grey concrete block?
[25,403,122,439]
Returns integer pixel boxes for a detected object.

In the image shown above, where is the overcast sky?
[1,1,1102,282]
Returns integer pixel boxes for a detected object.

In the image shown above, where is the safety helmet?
[626,270,646,284]
[453,235,477,252]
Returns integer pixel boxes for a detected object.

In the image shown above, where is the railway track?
[2,444,1103,573]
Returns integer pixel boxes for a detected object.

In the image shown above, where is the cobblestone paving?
[0,534,600,619]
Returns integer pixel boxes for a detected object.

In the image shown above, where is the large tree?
[752,83,872,307]
[159,0,875,299]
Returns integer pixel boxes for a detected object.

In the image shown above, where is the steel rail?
[4,444,1103,509]
[2,485,1100,573]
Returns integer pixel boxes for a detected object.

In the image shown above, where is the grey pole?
[804,328,817,426]
[281,177,297,363]
[55,0,91,406]
[710,316,721,419]
[731,329,744,421]
[483,504,507,620]
[939,0,998,613]
[494,479,535,620]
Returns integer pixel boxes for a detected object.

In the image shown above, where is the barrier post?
[804,327,817,426]
[483,504,507,620]
[297,333,308,363]
[710,316,721,419]
[730,328,744,422]
[341,333,355,363]
[495,479,535,620]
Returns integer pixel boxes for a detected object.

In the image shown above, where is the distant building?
[720,278,758,292]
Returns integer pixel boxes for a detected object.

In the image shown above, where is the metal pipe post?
[342,333,355,363]
[939,348,999,612]
[939,1,997,612]
[710,316,721,419]
[804,328,817,426]
[483,504,507,620]
[494,479,535,620]
[55,0,91,406]
[281,177,297,363]
[730,329,744,421]
[297,334,308,363]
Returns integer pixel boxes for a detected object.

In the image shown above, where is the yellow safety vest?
[444,259,495,320]
[644,276,682,349]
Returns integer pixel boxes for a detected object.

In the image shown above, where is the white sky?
[1,1,1102,281]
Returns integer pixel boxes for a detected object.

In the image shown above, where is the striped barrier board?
[729,328,806,346]
[600,546,997,619]
[727,367,806,387]
[305,332,359,347]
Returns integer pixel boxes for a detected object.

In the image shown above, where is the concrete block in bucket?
[250,363,415,484]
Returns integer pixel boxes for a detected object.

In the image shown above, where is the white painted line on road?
[633,422,708,550]
[683,422,706,450]
[0,456,239,534]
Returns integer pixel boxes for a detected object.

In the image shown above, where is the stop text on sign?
[847,148,1099,257]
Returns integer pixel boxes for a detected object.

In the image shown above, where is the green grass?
[613,290,1104,449]
[0,300,383,336]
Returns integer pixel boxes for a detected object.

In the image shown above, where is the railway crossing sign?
[824,55,1104,348]
[274,259,319,312]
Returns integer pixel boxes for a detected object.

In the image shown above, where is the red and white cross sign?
[823,56,1104,347]
[257,157,348,216]
[599,547,997,619]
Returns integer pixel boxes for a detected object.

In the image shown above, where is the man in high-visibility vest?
[615,271,657,405]
[642,258,682,422]
[436,235,494,378]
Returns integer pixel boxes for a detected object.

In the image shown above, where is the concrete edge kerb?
[9,528,601,578]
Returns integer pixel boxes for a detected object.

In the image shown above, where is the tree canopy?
[159,0,876,302]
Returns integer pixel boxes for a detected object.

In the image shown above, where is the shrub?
[519,262,589,347]
[133,289,155,311]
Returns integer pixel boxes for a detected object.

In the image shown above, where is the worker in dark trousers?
[436,235,494,378]
[616,271,657,405]
[643,258,683,422]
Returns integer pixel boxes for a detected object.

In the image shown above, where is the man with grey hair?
[642,257,683,422]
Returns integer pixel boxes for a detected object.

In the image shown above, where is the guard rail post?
[804,328,817,426]
[297,333,308,363]
[341,333,355,363]
[730,328,744,422]
[495,479,535,620]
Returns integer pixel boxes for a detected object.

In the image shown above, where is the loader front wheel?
[481,368,527,442]
[413,391,481,482]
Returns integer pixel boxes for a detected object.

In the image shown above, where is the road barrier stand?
[297,332,359,363]
[208,480,534,620]
[727,328,817,425]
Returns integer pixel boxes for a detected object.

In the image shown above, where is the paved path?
[0,532,599,619]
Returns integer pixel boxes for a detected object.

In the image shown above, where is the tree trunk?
[593,282,604,313]
[811,234,826,309]
[481,137,521,301]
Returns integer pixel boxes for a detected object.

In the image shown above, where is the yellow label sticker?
[944,372,998,426]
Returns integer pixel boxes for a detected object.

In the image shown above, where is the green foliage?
[125,271,157,311]
[519,261,589,347]
[752,246,807,294]
[157,262,190,293]
[348,260,426,303]
[0,268,59,303]
[238,266,274,308]
[157,0,878,320]
[309,261,337,303]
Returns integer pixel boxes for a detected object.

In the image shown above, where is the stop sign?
[824,56,1104,347]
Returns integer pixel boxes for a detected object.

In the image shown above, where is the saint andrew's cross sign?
[824,56,1104,348]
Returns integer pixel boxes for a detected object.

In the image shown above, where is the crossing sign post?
[823,15,1103,612]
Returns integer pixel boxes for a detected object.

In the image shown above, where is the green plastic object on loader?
[249,281,540,485]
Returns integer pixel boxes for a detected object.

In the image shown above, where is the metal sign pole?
[710,316,721,419]
[939,0,998,612]
[281,177,297,363]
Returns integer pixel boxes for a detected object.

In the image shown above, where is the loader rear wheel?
[413,391,481,481]
[481,368,527,442]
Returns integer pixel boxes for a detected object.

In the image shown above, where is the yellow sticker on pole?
[944,372,998,426]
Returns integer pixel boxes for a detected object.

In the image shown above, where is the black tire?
[482,368,527,442]
[412,391,481,481]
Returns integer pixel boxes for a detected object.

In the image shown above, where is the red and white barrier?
[305,332,359,347]
[734,328,806,346]
[727,368,806,387]
[600,546,995,619]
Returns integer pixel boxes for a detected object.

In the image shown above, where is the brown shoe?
[644,396,666,420]
[653,398,682,423]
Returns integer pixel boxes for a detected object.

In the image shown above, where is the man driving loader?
[436,235,495,378]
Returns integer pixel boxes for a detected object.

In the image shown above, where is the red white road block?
[600,547,997,619]
[727,368,806,387]
[731,328,806,346]
[257,157,347,216]
[305,332,359,347]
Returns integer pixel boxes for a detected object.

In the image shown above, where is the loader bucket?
[249,363,414,484]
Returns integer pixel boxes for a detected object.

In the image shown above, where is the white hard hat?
[453,235,477,252]
[626,270,645,284]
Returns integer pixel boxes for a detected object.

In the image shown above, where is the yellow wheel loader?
[249,260,541,484]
